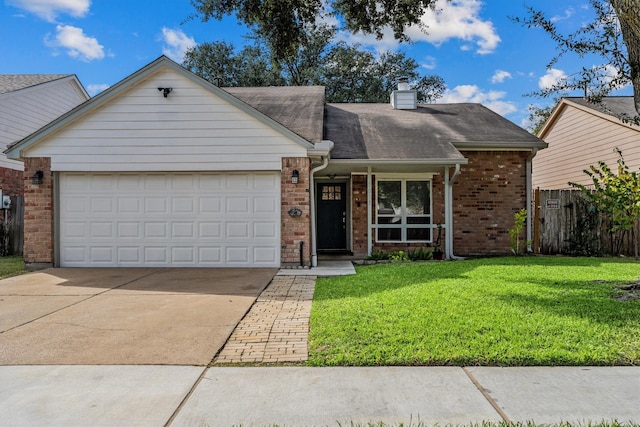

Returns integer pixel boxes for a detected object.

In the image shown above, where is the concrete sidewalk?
[1,365,638,426]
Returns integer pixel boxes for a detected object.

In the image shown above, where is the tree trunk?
[611,0,640,116]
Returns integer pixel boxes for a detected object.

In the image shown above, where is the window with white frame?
[376,179,432,242]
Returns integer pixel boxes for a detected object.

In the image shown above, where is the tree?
[526,99,560,135]
[513,0,640,120]
[183,41,284,87]
[569,148,640,259]
[320,43,444,103]
[183,28,446,104]
[189,0,438,60]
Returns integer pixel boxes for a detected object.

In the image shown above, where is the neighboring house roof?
[1,73,89,171]
[0,74,73,95]
[325,103,544,161]
[539,96,638,139]
[564,96,636,119]
[224,86,325,144]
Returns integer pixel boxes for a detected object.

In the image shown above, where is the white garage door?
[58,172,281,267]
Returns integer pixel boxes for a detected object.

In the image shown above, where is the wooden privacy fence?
[533,189,636,257]
[0,196,24,256]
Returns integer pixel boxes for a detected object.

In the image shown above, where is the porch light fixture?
[31,170,44,185]
[291,169,299,184]
[157,87,173,98]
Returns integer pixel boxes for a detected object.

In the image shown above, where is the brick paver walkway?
[214,275,316,364]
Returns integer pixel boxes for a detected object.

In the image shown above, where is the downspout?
[526,148,538,253]
[310,156,329,267]
[446,163,464,260]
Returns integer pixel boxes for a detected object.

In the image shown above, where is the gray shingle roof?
[0,74,71,95]
[565,96,637,119]
[224,86,325,144]
[325,103,542,160]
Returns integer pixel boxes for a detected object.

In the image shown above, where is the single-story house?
[533,96,640,189]
[5,56,547,269]
[0,74,89,197]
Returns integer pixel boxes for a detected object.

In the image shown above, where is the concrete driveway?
[0,268,276,365]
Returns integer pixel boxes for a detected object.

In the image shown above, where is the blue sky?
[0,0,633,129]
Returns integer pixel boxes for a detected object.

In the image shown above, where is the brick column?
[351,175,369,257]
[281,158,311,266]
[23,157,53,269]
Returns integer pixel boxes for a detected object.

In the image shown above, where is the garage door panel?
[118,247,140,263]
[90,222,113,238]
[59,172,280,267]
[254,247,278,264]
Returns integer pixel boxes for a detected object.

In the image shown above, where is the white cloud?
[409,0,501,54]
[7,0,90,22]
[593,64,629,90]
[336,0,499,54]
[538,68,567,90]
[86,83,109,96]
[440,85,517,116]
[551,8,575,23]
[45,24,104,61]
[491,70,512,84]
[161,27,196,62]
[421,56,437,70]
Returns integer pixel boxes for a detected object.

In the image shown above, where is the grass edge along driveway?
[309,256,640,367]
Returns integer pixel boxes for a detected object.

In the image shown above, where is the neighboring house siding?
[533,104,640,189]
[453,151,528,256]
[0,77,87,171]
[24,70,307,172]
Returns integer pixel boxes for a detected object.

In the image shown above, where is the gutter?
[526,148,538,252]
[308,140,334,267]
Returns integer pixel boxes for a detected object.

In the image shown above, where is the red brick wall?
[452,151,527,256]
[281,157,311,266]
[23,158,53,266]
[349,152,527,258]
[0,167,24,196]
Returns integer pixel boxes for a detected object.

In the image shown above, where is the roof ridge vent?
[391,78,417,110]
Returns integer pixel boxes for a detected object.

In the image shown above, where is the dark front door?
[316,182,347,250]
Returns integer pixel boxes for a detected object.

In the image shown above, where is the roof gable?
[6,56,313,160]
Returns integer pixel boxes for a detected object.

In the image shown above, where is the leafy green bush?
[407,247,433,261]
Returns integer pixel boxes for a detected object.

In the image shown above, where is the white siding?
[533,105,640,189]
[0,77,87,170]
[25,69,307,172]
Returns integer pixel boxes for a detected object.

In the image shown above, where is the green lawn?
[308,257,640,366]
[0,256,25,279]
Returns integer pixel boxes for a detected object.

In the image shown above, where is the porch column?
[444,166,451,259]
[367,166,372,256]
